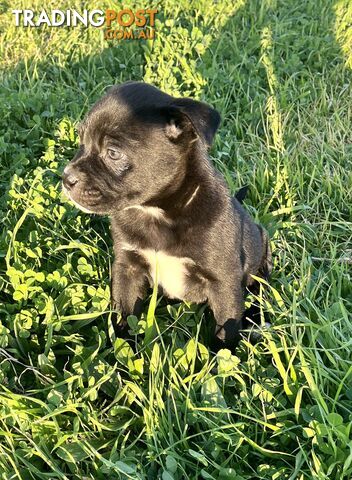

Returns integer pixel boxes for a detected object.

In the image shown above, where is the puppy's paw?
[210,336,239,355]
[111,310,130,338]
[241,303,271,343]
[245,321,271,344]
[116,318,131,336]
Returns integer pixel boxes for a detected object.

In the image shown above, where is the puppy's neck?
[146,146,221,217]
[111,146,227,251]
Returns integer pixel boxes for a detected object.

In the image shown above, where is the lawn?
[0,0,352,478]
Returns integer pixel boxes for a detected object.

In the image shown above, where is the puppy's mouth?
[62,185,102,214]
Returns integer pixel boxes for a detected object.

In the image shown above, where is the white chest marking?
[123,205,170,223]
[122,244,194,299]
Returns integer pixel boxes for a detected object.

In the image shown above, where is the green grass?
[0,0,352,478]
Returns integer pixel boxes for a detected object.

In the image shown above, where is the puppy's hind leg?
[242,227,272,339]
[258,226,272,280]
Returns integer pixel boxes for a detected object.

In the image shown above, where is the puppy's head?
[62,81,220,214]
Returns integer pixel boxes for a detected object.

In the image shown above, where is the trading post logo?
[12,9,158,41]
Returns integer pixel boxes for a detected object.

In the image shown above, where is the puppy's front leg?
[209,282,244,351]
[111,251,148,334]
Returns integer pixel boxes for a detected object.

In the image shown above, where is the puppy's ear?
[164,113,188,142]
[162,98,221,147]
[173,97,221,147]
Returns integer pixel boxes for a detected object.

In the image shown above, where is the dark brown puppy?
[62,81,272,350]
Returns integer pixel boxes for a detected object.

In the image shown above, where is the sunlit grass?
[0,0,351,478]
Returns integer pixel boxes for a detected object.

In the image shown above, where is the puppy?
[62,81,272,350]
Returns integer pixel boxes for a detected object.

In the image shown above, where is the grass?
[0,0,351,478]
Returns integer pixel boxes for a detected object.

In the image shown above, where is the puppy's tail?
[234,185,249,204]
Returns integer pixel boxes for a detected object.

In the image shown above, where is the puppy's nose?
[62,168,79,189]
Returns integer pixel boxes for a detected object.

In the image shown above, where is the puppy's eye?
[107,148,123,160]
